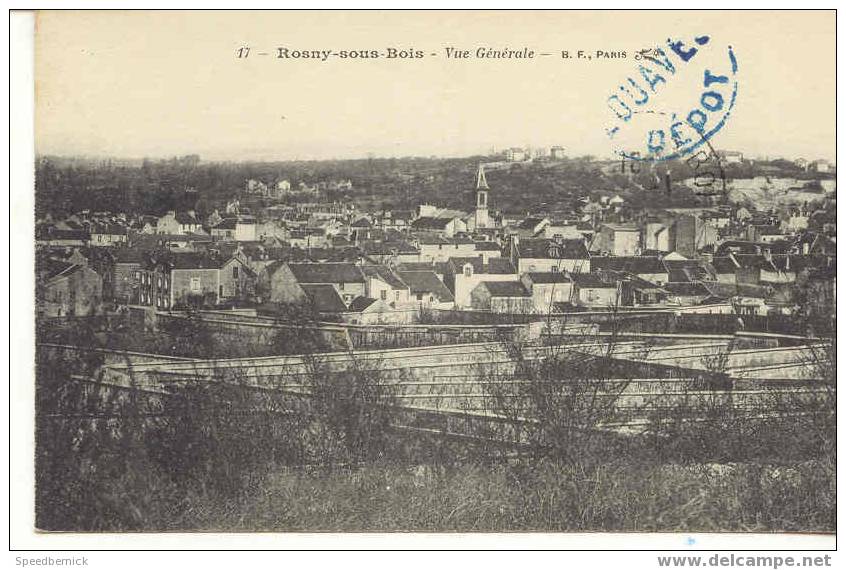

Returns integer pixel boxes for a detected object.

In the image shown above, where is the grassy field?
[78,458,831,533]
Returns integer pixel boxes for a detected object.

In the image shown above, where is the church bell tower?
[474,164,490,229]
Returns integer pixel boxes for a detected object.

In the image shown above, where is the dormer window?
[463,264,473,277]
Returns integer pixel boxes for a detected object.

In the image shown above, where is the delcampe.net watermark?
[658,554,832,569]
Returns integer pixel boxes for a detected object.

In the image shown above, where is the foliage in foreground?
[34,337,835,533]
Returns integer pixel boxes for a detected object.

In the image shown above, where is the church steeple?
[474,164,490,229]
[476,164,489,190]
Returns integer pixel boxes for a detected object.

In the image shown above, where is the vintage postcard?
[13,8,837,550]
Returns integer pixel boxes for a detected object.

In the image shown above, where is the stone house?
[509,236,590,274]
[414,235,477,263]
[394,270,455,309]
[595,224,641,256]
[360,264,412,307]
[442,256,519,309]
[260,262,365,306]
[156,211,202,235]
[469,281,533,313]
[37,260,103,317]
[520,272,574,313]
[571,272,620,308]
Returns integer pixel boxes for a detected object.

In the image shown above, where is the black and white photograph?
[9,7,837,553]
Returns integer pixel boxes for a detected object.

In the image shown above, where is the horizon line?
[35,150,835,165]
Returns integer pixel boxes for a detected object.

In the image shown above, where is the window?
[339,282,345,290]
[380,290,387,301]
[233,266,239,278]
[219,285,224,297]
[551,266,559,273]
[416,293,423,301]
[463,265,472,277]
[429,295,434,303]
[190,277,201,293]
[395,291,400,300]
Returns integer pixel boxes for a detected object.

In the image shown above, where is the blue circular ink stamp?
[605,35,739,162]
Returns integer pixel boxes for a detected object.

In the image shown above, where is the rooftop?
[289,262,365,284]
[477,281,531,297]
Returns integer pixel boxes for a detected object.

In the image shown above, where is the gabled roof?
[325,247,371,263]
[414,234,475,246]
[445,256,516,275]
[433,261,451,276]
[360,240,419,256]
[710,256,740,274]
[396,262,436,272]
[732,255,778,272]
[523,272,573,284]
[395,270,454,301]
[350,217,372,228]
[360,265,408,289]
[572,272,618,289]
[517,217,547,230]
[167,252,228,270]
[300,283,347,313]
[487,258,517,274]
[447,256,484,273]
[411,217,454,230]
[38,259,80,281]
[662,259,716,282]
[590,256,667,274]
[347,296,379,312]
[664,282,712,297]
[701,281,771,299]
[601,223,639,232]
[516,238,589,260]
[477,281,530,297]
[36,227,90,241]
[288,262,364,284]
[473,241,502,252]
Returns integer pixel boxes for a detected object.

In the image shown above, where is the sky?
[34,10,835,162]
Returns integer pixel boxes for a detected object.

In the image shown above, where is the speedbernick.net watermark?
[658,554,832,569]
